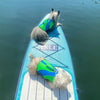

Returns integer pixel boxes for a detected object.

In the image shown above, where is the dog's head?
[49,8,60,24]
[28,54,45,75]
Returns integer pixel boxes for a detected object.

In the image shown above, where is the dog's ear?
[58,10,60,15]
[51,8,54,12]
[29,54,34,60]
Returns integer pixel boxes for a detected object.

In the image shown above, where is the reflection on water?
[94,1,100,4]
[81,0,100,4]
[0,0,100,100]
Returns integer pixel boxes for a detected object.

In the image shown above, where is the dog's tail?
[29,54,34,60]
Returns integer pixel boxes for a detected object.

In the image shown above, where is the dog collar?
[37,59,58,82]
[39,19,54,31]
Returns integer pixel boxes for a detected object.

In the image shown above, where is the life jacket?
[39,19,54,32]
[37,59,58,82]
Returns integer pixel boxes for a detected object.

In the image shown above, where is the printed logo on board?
[40,45,58,51]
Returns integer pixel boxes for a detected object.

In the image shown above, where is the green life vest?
[39,19,54,31]
[37,59,58,82]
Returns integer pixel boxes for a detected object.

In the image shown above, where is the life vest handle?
[46,65,55,71]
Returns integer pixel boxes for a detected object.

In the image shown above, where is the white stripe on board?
[20,72,74,100]
[20,72,30,100]
[44,81,52,100]
[28,75,37,100]
[67,82,75,100]
[36,75,45,100]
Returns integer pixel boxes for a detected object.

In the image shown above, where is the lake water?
[0,0,100,100]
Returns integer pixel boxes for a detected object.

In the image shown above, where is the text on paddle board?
[40,45,58,51]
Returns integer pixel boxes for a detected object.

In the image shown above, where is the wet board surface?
[15,14,78,100]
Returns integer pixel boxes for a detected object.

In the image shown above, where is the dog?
[31,8,62,44]
[28,54,72,89]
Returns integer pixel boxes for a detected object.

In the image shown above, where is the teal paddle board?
[15,13,79,100]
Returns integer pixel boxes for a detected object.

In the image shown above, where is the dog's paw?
[57,22,62,26]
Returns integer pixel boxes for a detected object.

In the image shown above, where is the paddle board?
[14,13,79,100]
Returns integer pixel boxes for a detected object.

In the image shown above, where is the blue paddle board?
[15,13,78,100]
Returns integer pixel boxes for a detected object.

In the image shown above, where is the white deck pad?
[20,72,74,100]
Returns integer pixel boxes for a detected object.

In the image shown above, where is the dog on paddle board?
[28,54,72,89]
[31,8,62,44]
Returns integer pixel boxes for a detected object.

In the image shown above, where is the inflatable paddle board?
[15,14,79,100]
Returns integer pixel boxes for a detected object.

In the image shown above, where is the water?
[0,0,100,100]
